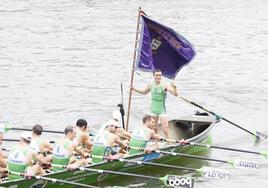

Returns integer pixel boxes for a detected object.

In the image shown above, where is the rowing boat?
[0,112,218,188]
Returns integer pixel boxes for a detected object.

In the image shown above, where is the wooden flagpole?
[125,7,143,131]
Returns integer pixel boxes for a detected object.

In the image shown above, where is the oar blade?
[260,151,268,159]
[256,131,268,139]
[230,159,259,171]
[160,175,194,188]
[0,123,9,133]
[198,166,230,180]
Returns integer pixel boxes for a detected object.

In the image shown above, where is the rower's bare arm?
[166,82,178,96]
[151,130,162,141]
[73,144,88,158]
[154,133,162,141]
[82,134,93,150]
[0,151,7,158]
[131,84,150,95]
[115,136,127,148]
[123,130,131,140]
[43,141,53,152]
[117,129,131,140]
[32,151,46,164]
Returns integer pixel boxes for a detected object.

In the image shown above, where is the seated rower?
[92,120,128,163]
[74,119,93,154]
[112,111,131,141]
[7,132,47,180]
[29,124,53,163]
[0,132,8,178]
[52,126,88,172]
[129,115,162,155]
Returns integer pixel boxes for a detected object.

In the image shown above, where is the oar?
[3,138,55,144]
[78,167,195,187]
[129,146,259,171]
[0,123,63,134]
[162,138,268,159]
[0,123,95,136]
[8,171,98,188]
[104,157,230,180]
[180,96,268,141]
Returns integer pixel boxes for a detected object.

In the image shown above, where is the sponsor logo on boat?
[167,176,194,188]
[202,167,229,179]
[97,161,117,182]
[233,159,259,170]
[29,180,47,188]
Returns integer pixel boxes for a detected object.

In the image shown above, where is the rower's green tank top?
[129,127,151,155]
[29,138,42,152]
[7,146,30,180]
[150,83,166,115]
[92,131,113,163]
[52,140,71,172]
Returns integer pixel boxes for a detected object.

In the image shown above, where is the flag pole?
[126,7,143,131]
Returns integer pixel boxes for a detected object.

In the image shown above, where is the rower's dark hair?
[153,69,162,75]
[32,124,43,135]
[23,138,31,144]
[76,119,87,128]
[142,115,152,124]
[64,126,74,135]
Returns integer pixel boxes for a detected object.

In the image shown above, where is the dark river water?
[0,0,268,187]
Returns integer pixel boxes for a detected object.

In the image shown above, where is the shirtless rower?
[7,132,47,180]
[74,119,93,153]
[92,119,128,163]
[29,124,53,163]
[129,115,162,155]
[51,126,88,172]
[112,111,131,141]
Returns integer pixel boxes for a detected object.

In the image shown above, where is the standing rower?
[129,115,162,155]
[131,69,178,140]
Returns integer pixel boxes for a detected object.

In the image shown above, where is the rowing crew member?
[0,132,7,178]
[112,111,131,141]
[131,69,178,140]
[129,115,162,155]
[52,126,88,172]
[7,132,47,180]
[74,119,93,154]
[92,120,128,163]
[29,124,53,163]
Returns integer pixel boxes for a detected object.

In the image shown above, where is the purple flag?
[136,14,196,79]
